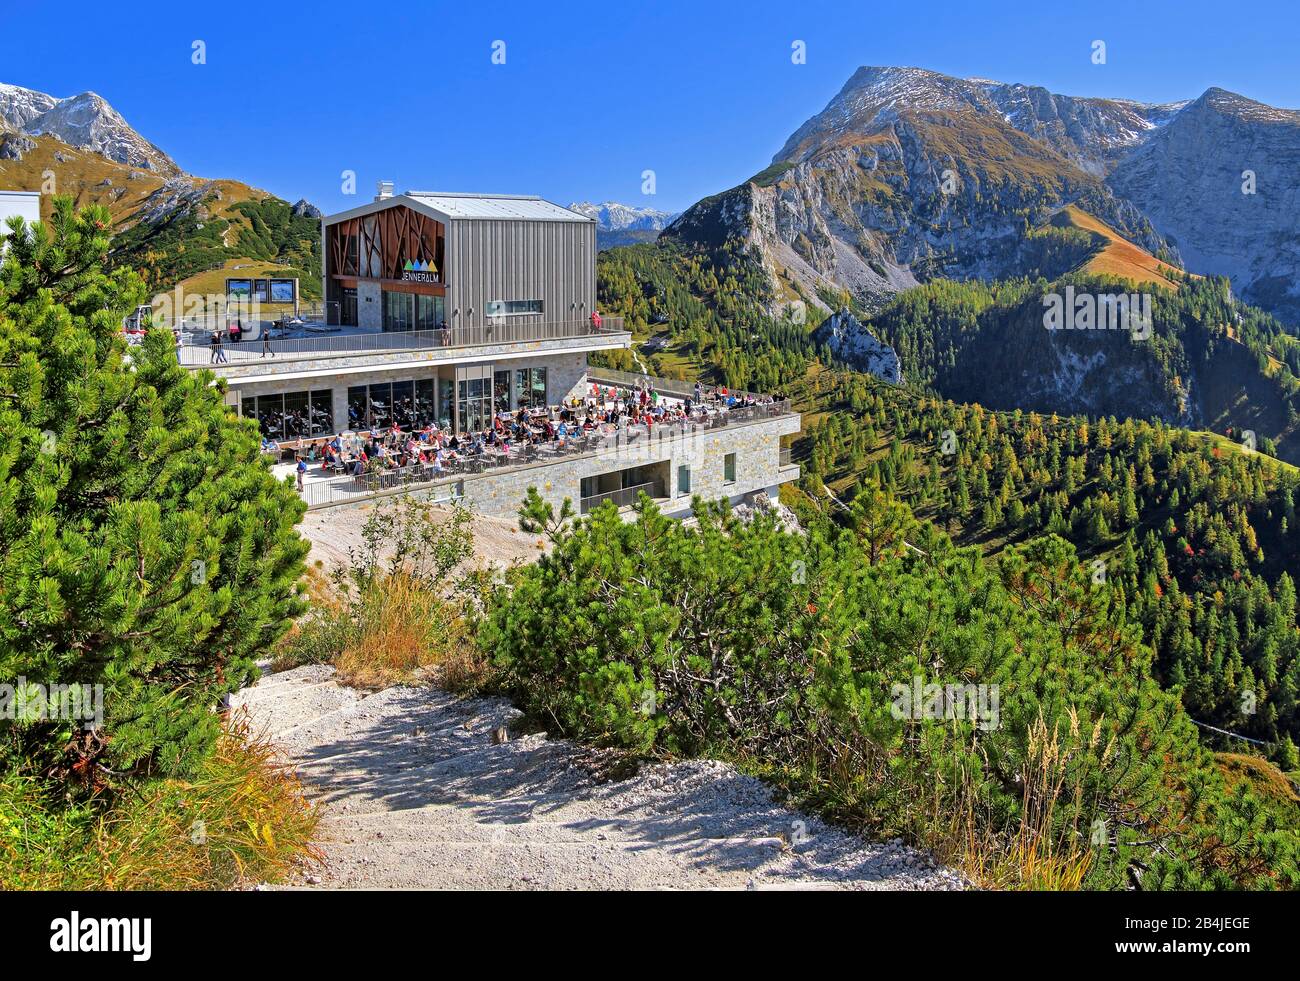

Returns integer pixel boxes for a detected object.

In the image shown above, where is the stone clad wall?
[358,281,382,330]
[454,413,801,518]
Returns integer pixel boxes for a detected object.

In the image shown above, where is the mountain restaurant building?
[184,186,799,517]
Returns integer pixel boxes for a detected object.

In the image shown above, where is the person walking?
[295,456,307,493]
[261,327,274,358]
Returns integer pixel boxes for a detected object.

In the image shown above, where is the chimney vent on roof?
[375,180,394,201]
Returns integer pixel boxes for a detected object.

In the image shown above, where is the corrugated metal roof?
[405,192,590,222]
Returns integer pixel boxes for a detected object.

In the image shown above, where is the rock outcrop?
[815,309,902,383]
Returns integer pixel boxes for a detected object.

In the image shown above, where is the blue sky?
[2,0,1297,214]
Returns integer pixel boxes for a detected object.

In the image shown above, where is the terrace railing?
[586,366,772,405]
[301,468,465,508]
[179,317,628,366]
[580,480,663,514]
[297,400,793,509]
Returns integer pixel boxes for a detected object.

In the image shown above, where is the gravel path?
[236,665,965,890]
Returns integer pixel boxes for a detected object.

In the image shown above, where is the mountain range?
[663,66,1300,325]
[0,82,322,299]
[569,200,679,249]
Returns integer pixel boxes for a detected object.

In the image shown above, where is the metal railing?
[580,480,663,514]
[180,317,628,366]
[301,467,464,508]
[587,366,772,404]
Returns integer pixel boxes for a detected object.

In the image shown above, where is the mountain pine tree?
[0,199,309,787]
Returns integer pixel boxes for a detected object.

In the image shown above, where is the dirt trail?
[236,665,964,891]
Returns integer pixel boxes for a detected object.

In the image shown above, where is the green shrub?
[0,199,309,786]
[479,490,1300,889]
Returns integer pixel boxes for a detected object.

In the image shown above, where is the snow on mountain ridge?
[568,200,678,231]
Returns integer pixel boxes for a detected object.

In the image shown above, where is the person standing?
[295,456,307,493]
[261,326,275,358]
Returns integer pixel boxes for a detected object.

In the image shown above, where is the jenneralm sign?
[400,259,438,284]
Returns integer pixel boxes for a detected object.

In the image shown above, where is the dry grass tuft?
[2,715,320,890]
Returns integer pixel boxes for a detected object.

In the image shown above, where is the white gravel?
[235,664,965,891]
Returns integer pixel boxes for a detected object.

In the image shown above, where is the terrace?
[177,316,630,372]
[274,370,797,510]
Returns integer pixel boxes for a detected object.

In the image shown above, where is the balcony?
[179,317,629,373]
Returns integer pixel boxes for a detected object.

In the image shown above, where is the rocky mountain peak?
[0,82,178,174]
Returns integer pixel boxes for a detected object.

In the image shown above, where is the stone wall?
[453,413,801,518]
[358,281,382,330]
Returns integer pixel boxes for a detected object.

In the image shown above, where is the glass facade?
[242,390,334,439]
[416,294,445,331]
[457,376,492,434]
[493,370,511,413]
[382,290,445,332]
[382,290,414,331]
[347,379,438,431]
[513,366,547,410]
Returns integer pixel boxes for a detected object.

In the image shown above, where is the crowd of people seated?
[274,379,781,493]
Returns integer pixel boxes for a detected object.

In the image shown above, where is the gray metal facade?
[444,217,596,330]
[321,193,598,332]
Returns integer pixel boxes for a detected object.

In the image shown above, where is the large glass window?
[309,390,334,436]
[392,380,415,429]
[256,393,284,438]
[438,377,454,428]
[347,380,440,431]
[416,294,445,331]
[348,385,369,430]
[368,383,393,428]
[494,370,511,412]
[382,290,414,332]
[456,377,492,434]
[284,391,309,439]
[513,367,548,409]
[243,390,335,440]
[485,299,543,317]
[415,379,436,426]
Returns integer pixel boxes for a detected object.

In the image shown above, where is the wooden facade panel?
[326,207,445,282]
